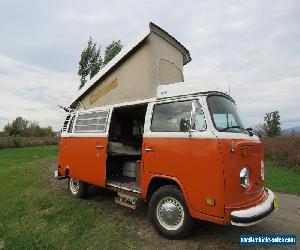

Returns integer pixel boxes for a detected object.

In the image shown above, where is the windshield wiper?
[220,126,253,136]
[220,125,243,131]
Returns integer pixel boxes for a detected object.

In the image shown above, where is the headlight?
[240,167,249,189]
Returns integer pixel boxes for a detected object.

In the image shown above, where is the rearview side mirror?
[246,127,254,137]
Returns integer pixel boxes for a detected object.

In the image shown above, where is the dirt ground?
[49,163,300,249]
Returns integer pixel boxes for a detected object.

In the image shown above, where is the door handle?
[144,147,154,152]
[96,145,104,150]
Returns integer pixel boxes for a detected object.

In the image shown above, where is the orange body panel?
[221,139,264,207]
[141,137,225,218]
[220,139,264,222]
[58,137,71,174]
[58,135,264,225]
[58,136,107,187]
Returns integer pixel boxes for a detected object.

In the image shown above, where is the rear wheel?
[68,178,88,198]
[148,185,194,239]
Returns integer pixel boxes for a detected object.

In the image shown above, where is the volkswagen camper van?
[55,83,276,239]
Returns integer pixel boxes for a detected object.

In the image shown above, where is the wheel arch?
[146,175,192,212]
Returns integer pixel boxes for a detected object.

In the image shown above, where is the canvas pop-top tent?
[70,22,191,109]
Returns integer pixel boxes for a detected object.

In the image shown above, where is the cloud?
[0,54,77,130]
[58,12,115,25]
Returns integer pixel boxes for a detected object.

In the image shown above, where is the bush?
[262,135,300,172]
[0,136,59,149]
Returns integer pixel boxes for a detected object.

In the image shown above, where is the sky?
[0,0,299,131]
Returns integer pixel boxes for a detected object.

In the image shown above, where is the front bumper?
[231,188,275,226]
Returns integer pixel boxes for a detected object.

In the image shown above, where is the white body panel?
[157,82,219,99]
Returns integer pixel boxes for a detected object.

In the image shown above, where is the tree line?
[0,111,283,138]
[1,117,55,137]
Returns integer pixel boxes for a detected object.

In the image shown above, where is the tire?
[148,185,194,239]
[68,177,88,198]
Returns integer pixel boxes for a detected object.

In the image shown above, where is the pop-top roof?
[71,22,191,107]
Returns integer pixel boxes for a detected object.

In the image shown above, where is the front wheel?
[68,178,88,198]
[148,185,194,239]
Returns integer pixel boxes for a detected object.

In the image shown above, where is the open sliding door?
[68,109,110,187]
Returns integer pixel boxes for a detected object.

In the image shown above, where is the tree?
[78,37,102,89]
[263,110,281,137]
[78,38,123,89]
[10,117,29,136]
[103,40,123,66]
[2,117,55,137]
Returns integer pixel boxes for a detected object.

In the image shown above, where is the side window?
[74,110,109,133]
[151,100,205,132]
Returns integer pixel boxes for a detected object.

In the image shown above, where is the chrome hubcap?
[70,178,80,194]
[156,197,184,230]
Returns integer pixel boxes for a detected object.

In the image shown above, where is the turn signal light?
[205,197,215,206]
[240,146,250,157]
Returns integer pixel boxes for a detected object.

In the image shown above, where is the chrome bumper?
[231,188,275,226]
[54,170,67,180]
[54,170,59,178]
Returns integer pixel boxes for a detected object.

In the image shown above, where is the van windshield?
[207,95,246,133]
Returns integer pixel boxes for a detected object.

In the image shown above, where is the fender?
[142,172,194,214]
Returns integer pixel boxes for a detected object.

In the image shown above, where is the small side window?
[151,100,205,132]
[74,110,109,133]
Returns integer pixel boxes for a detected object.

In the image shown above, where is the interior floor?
[106,176,140,192]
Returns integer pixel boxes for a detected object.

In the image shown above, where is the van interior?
[106,103,147,192]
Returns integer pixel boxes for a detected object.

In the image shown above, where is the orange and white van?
[56,83,276,239]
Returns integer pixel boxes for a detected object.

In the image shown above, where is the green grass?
[265,162,300,196]
[0,146,146,250]
[0,146,299,249]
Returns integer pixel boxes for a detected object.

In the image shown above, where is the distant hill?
[282,126,300,135]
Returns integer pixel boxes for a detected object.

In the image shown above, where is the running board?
[115,192,138,209]
[106,182,140,194]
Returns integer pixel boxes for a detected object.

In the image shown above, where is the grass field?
[0,146,147,249]
[0,146,299,249]
[265,162,300,196]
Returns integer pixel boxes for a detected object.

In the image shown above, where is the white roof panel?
[157,82,229,99]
